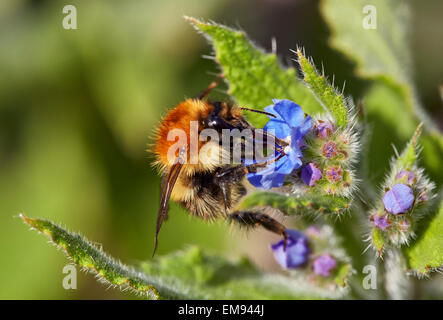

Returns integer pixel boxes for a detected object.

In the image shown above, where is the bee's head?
[203,102,247,131]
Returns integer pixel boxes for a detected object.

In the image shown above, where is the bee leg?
[229,211,288,246]
[197,74,225,100]
[244,152,287,174]
[219,183,230,213]
[213,165,248,212]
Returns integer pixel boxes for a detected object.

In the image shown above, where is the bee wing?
[153,152,185,256]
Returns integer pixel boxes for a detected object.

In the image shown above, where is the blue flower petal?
[247,165,287,189]
[270,242,288,268]
[273,100,304,127]
[261,167,285,188]
[299,115,312,137]
[290,116,312,144]
[247,154,297,189]
[246,162,277,188]
[289,143,302,158]
[382,183,415,214]
[286,140,303,169]
[286,239,310,268]
[246,173,264,188]
[288,153,303,171]
[262,172,286,189]
[263,119,291,140]
[247,172,273,189]
[271,229,310,269]
[286,229,305,240]
[275,156,295,175]
[264,105,282,120]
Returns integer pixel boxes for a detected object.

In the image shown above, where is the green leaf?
[20,214,162,299]
[405,197,443,275]
[141,246,346,299]
[239,192,350,216]
[321,0,411,84]
[371,228,385,255]
[321,0,443,184]
[420,132,443,184]
[20,214,346,299]
[296,50,349,127]
[333,262,352,288]
[186,17,323,128]
[362,81,419,184]
[392,123,422,172]
[363,81,443,185]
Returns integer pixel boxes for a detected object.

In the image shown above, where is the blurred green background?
[0,0,442,299]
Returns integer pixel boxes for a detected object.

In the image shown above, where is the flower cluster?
[270,226,352,288]
[246,100,358,206]
[299,116,357,198]
[370,167,434,251]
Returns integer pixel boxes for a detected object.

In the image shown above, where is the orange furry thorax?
[154,99,212,170]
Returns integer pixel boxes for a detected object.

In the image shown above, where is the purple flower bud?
[313,254,337,277]
[301,163,322,186]
[270,229,310,269]
[383,183,415,214]
[397,218,411,231]
[316,121,334,138]
[322,141,339,158]
[396,170,416,186]
[326,166,343,183]
[305,226,322,238]
[372,214,391,230]
[418,192,428,203]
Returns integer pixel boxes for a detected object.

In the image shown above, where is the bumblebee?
[152,76,289,254]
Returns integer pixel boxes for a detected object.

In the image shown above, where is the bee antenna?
[240,107,277,118]
[197,74,225,100]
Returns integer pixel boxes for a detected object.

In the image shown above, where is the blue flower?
[270,229,310,269]
[383,183,415,215]
[247,99,311,189]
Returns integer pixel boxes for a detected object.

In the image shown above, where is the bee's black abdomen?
[178,166,246,220]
